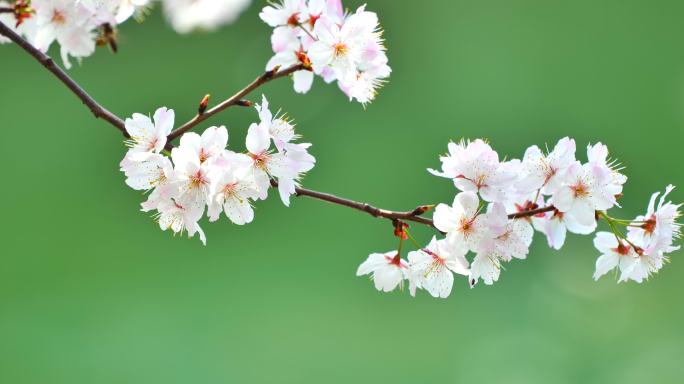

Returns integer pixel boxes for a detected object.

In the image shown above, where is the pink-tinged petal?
[153,107,175,136]
[456,192,480,218]
[293,70,314,93]
[245,123,271,154]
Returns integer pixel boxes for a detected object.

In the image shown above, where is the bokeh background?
[2,0,684,382]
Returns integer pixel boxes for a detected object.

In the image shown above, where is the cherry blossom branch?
[273,180,556,229]
[167,63,308,142]
[0,21,554,234]
[0,21,127,135]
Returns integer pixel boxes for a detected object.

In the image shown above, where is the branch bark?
[167,64,308,142]
[0,21,127,135]
[0,21,554,234]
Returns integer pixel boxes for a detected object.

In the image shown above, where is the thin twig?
[0,21,555,234]
[0,21,127,135]
[167,64,308,142]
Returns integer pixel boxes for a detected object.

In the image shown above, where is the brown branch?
[508,205,555,219]
[273,180,555,230]
[0,21,127,135]
[167,64,308,142]
[0,21,555,235]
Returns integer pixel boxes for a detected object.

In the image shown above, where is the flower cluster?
[357,138,681,298]
[260,0,391,105]
[0,0,150,68]
[119,96,315,244]
[0,0,253,67]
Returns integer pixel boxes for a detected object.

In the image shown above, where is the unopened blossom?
[433,192,488,251]
[124,107,174,154]
[407,237,469,298]
[356,251,408,292]
[517,137,576,195]
[430,139,520,203]
[161,0,251,34]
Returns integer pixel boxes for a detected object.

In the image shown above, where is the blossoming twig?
[167,64,308,142]
[0,19,559,235]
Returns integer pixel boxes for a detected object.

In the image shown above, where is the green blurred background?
[2,0,684,382]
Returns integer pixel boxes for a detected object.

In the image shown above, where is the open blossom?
[32,0,97,69]
[592,232,638,281]
[120,152,173,191]
[483,204,534,262]
[627,185,682,253]
[532,199,596,250]
[245,96,315,206]
[124,107,174,154]
[156,195,206,245]
[553,162,617,226]
[592,230,669,284]
[517,137,576,195]
[422,137,681,292]
[356,251,408,292]
[260,1,390,104]
[161,0,251,34]
[119,100,316,244]
[429,139,520,204]
[175,125,228,164]
[433,192,488,251]
[207,152,259,225]
[407,237,469,298]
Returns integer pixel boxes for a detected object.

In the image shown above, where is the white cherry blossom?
[207,153,259,225]
[429,139,520,203]
[517,137,576,195]
[161,0,251,34]
[552,161,614,227]
[156,196,206,245]
[407,237,469,298]
[124,107,174,154]
[433,192,488,251]
[356,251,408,292]
[592,232,635,281]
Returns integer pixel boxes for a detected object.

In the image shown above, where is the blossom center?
[642,215,657,234]
[52,9,66,25]
[249,151,270,170]
[333,43,348,57]
[189,170,208,189]
[572,181,589,198]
